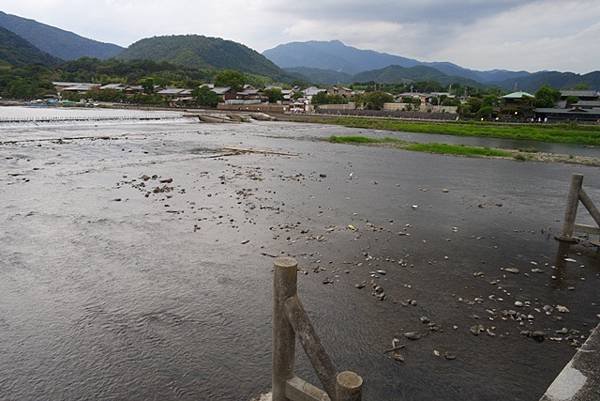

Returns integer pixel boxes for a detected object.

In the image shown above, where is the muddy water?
[1,110,599,401]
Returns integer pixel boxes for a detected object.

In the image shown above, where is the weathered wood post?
[557,174,584,242]
[272,257,298,401]
[336,371,363,401]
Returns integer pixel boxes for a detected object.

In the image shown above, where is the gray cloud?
[1,0,598,72]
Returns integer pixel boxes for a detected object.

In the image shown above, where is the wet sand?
[1,115,599,401]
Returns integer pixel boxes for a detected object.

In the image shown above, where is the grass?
[403,143,512,157]
[328,135,513,158]
[313,116,600,146]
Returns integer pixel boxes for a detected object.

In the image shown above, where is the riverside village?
[0,2,599,401]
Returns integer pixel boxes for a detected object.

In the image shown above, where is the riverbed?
[1,108,599,401]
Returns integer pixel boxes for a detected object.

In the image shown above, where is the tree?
[214,69,245,91]
[141,78,155,94]
[477,105,494,119]
[360,91,394,110]
[263,88,283,103]
[565,96,579,107]
[534,85,561,108]
[311,92,349,105]
[193,85,219,108]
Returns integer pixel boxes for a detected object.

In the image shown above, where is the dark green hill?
[0,26,59,66]
[495,71,600,91]
[119,35,285,78]
[0,11,123,60]
[284,66,353,84]
[352,65,481,87]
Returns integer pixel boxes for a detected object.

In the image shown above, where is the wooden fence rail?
[556,174,600,243]
[272,257,363,401]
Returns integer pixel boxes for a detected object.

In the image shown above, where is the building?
[534,107,600,122]
[560,90,600,101]
[53,82,101,94]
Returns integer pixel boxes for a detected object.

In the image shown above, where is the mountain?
[0,11,123,60]
[264,40,419,75]
[284,67,353,85]
[495,71,600,92]
[0,26,59,66]
[118,35,286,78]
[264,40,532,84]
[352,65,481,87]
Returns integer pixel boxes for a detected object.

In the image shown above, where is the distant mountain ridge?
[266,40,600,90]
[0,11,123,60]
[0,26,59,66]
[118,35,287,79]
[287,64,482,87]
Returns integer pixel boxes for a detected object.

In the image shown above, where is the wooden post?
[284,295,338,398]
[557,174,584,242]
[579,188,600,227]
[336,371,363,401]
[273,257,298,401]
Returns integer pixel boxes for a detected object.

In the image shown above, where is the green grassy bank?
[310,116,600,146]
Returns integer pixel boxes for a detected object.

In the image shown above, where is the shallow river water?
[1,107,599,401]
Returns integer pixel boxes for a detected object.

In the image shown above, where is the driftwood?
[222,147,299,156]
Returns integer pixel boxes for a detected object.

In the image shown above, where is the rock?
[404,332,421,341]
[442,189,449,193]
[322,278,334,285]
[159,178,173,183]
[355,283,366,289]
[531,331,546,342]
[411,205,419,210]
[556,328,569,335]
[470,324,485,336]
[376,269,387,275]
[112,198,122,202]
[392,352,405,362]
[319,173,327,178]
[444,352,457,360]
[420,316,431,324]
[514,301,524,307]
[504,267,520,274]
[556,305,570,313]
[241,240,250,244]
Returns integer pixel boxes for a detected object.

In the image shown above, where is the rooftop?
[502,91,535,99]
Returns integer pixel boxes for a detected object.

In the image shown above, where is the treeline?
[0,58,281,100]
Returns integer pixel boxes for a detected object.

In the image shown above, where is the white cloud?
[1,0,599,72]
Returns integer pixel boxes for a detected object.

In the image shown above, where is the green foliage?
[214,69,245,91]
[118,35,286,78]
[565,96,579,106]
[312,92,349,105]
[477,105,495,119]
[140,78,155,94]
[312,116,600,146]
[193,86,219,108]
[0,26,59,66]
[263,88,283,103]
[357,91,394,110]
[534,85,561,108]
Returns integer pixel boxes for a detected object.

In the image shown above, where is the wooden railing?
[556,174,600,243]
[272,257,363,401]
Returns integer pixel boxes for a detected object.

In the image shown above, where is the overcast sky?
[3,0,599,73]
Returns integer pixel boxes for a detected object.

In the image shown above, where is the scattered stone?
[514,301,524,307]
[470,324,485,336]
[159,178,173,183]
[404,332,421,341]
[319,173,327,178]
[444,352,456,360]
[355,283,366,289]
[376,269,387,275]
[556,305,570,313]
[420,316,431,324]
[531,331,546,343]
[504,267,520,274]
[241,240,250,245]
